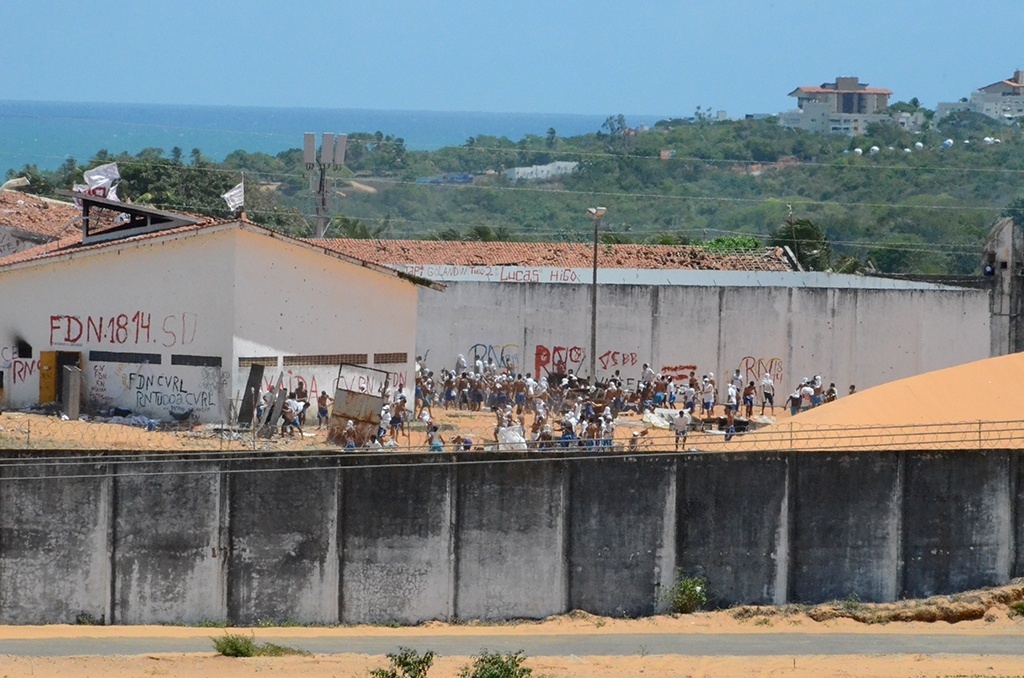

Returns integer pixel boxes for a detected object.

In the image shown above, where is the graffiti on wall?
[535,344,586,377]
[260,368,408,399]
[0,232,27,258]
[11,358,40,385]
[48,311,197,348]
[0,345,18,369]
[401,264,582,284]
[739,356,784,386]
[127,371,217,413]
[467,343,520,372]
[535,344,647,377]
[598,350,639,372]
[660,364,699,382]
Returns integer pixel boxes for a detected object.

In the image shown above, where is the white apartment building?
[936,69,1024,123]
[778,76,894,136]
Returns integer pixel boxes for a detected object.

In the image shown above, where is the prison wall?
[0,449,1017,625]
[414,282,990,392]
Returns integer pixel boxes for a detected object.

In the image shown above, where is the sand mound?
[735,353,1024,451]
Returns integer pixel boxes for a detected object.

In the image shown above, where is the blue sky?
[4,0,1024,117]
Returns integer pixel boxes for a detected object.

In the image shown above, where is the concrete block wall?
[0,449,1018,624]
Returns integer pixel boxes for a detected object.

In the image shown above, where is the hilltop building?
[936,69,1024,124]
[778,76,911,136]
[505,161,578,182]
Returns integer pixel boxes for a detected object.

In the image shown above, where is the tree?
[771,218,832,271]
[601,114,627,135]
[1002,196,1024,226]
[702,235,762,252]
[329,215,384,239]
[546,128,558,149]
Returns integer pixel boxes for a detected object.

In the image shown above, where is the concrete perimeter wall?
[415,282,990,391]
[0,449,1018,624]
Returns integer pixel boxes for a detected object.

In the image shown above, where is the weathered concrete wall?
[113,460,227,624]
[228,461,339,625]
[677,453,788,606]
[340,459,453,625]
[568,456,677,617]
[415,282,990,393]
[0,459,111,624]
[790,453,901,604]
[456,458,567,620]
[0,449,1021,624]
[902,451,1013,598]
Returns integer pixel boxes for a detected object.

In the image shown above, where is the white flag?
[83,162,120,186]
[73,162,120,204]
[221,182,244,211]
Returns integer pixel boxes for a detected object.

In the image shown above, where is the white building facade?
[936,69,1024,124]
[779,76,899,136]
[0,216,422,423]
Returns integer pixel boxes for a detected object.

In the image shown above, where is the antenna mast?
[304,133,347,238]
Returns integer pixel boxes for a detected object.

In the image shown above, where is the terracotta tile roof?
[308,239,795,272]
[0,191,80,239]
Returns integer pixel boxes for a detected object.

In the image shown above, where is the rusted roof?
[0,191,80,239]
[309,239,795,272]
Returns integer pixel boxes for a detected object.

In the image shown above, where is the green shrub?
[212,632,310,658]
[459,649,532,678]
[666,571,708,614]
[1009,601,1024,617]
[213,633,258,657]
[371,646,436,678]
[74,612,104,626]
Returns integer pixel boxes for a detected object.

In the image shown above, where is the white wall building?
[505,161,578,182]
[0,198,426,423]
[778,76,900,136]
[936,69,1024,124]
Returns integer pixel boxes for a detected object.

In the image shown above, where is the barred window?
[283,353,368,367]
[239,356,278,368]
[374,352,408,365]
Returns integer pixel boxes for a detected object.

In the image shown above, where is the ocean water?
[0,100,665,172]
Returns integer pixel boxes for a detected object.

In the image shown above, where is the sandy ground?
[0,607,1022,676]
[4,653,1024,677]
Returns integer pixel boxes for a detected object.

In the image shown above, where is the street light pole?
[587,207,606,383]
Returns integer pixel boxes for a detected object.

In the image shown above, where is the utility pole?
[587,207,606,382]
[304,133,347,238]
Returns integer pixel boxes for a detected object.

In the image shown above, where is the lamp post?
[587,207,606,382]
